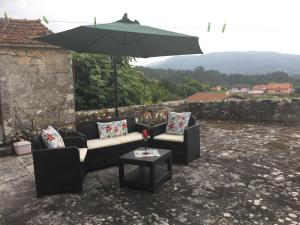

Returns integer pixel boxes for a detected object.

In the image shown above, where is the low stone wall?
[189,98,300,123]
[76,98,300,125]
[75,100,187,125]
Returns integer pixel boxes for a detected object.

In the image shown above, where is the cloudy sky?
[1,0,300,65]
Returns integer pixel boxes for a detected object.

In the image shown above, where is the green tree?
[137,66,297,88]
[72,53,154,110]
[176,78,210,97]
[72,53,112,110]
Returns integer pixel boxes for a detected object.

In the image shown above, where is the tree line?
[137,66,299,86]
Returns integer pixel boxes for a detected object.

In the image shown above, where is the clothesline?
[2,13,299,33]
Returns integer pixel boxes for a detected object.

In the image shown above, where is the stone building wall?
[76,99,300,125]
[0,46,74,140]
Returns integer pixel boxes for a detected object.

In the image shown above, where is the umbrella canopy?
[36,14,202,57]
[36,14,203,117]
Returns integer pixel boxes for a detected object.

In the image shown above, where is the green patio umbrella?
[36,14,203,117]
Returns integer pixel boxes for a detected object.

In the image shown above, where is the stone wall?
[75,100,187,125]
[189,98,300,123]
[0,46,74,140]
[76,99,300,125]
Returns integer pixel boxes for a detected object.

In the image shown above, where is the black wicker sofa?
[75,117,147,170]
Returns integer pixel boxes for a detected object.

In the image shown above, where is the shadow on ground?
[0,120,299,225]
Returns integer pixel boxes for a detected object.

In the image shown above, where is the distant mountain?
[147,51,300,75]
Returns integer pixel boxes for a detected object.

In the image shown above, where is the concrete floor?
[0,120,299,225]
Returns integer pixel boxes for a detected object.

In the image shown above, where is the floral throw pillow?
[114,120,128,137]
[165,111,191,135]
[97,122,115,139]
[41,126,65,149]
[97,120,128,140]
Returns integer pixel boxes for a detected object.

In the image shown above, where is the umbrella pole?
[112,56,119,118]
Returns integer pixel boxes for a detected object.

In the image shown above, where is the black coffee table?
[119,148,172,193]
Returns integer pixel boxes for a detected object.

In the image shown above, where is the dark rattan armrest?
[135,123,149,133]
[63,136,87,148]
[184,123,200,154]
[150,122,167,138]
[66,130,87,140]
[184,123,200,140]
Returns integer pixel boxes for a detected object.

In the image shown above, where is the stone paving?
[0,120,300,225]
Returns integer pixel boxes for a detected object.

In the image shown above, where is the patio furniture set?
[32,15,202,197]
[31,113,200,197]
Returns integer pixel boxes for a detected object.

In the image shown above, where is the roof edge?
[0,17,41,22]
[0,43,70,51]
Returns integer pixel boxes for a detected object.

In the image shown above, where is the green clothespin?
[42,16,48,24]
[207,22,211,32]
[94,17,96,26]
[4,12,9,22]
[222,23,226,33]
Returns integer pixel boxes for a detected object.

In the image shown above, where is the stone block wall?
[189,98,300,123]
[75,100,188,125]
[76,99,300,125]
[0,46,74,140]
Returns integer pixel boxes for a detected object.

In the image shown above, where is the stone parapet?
[76,99,300,125]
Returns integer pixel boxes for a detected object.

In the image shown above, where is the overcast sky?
[1,0,300,65]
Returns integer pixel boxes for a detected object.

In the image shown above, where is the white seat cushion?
[154,133,184,142]
[115,132,143,144]
[87,138,122,150]
[79,148,87,162]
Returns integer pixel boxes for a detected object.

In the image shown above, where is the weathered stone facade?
[76,98,300,125]
[0,46,74,140]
